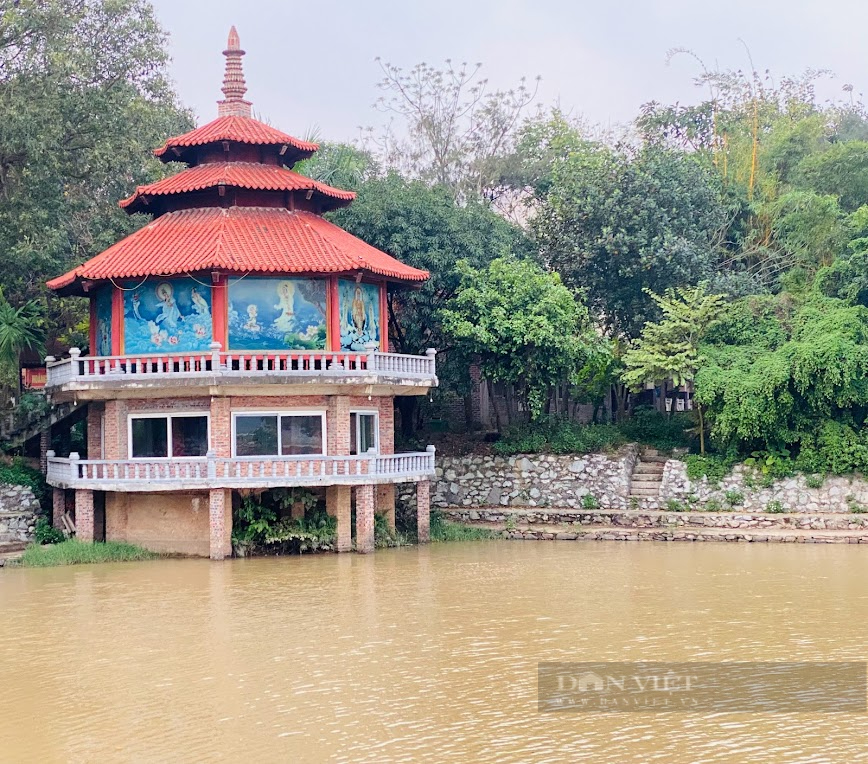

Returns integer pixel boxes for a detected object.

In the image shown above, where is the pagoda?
[43,28,437,559]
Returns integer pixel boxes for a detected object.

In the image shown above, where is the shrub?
[34,518,64,545]
[724,490,745,507]
[704,498,722,512]
[685,453,737,484]
[618,407,693,452]
[805,474,824,489]
[666,499,685,512]
[851,504,868,514]
[493,417,626,456]
[581,494,600,510]
[765,500,786,514]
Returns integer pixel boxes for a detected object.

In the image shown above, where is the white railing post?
[365,341,378,372]
[210,341,222,372]
[69,451,81,480]
[425,348,437,375]
[69,347,81,378]
[426,444,436,473]
[207,450,216,479]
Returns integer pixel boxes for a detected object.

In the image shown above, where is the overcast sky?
[149,0,867,142]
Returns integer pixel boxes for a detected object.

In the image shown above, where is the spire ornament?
[217,26,252,118]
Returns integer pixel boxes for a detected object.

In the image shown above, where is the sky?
[149,0,868,142]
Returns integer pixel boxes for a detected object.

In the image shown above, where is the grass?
[19,540,158,567]
[430,511,497,542]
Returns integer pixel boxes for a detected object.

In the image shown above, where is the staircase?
[628,448,667,506]
[0,399,80,452]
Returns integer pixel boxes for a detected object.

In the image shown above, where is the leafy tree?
[368,59,540,204]
[328,173,532,433]
[530,137,727,339]
[622,284,727,453]
[293,141,376,192]
[0,289,44,386]
[441,258,605,425]
[0,0,192,327]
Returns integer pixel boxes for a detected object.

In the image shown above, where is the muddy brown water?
[1,541,867,763]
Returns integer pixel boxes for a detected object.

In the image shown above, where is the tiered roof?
[48,27,428,295]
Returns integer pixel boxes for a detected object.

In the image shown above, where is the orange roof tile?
[120,163,355,214]
[48,208,428,293]
[155,115,318,161]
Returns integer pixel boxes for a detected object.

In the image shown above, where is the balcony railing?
[45,344,437,390]
[46,447,436,491]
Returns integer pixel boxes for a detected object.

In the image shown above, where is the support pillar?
[327,485,352,552]
[209,489,227,561]
[417,480,430,543]
[52,487,65,533]
[355,484,375,554]
[40,429,51,474]
[75,489,94,543]
[377,484,396,531]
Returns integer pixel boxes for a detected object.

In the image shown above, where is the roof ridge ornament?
[217,26,252,118]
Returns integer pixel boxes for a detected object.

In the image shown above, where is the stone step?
[629,487,661,497]
[504,524,868,544]
[445,508,868,533]
[633,463,665,475]
[639,455,669,464]
[0,541,26,567]
[631,476,663,485]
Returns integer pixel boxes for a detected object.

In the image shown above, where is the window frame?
[127,411,211,460]
[230,410,328,458]
[350,409,380,455]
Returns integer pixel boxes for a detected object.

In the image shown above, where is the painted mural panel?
[123,279,213,353]
[94,288,113,356]
[339,280,381,351]
[228,278,328,350]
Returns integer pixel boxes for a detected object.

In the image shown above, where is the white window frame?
[350,409,380,455]
[231,410,327,458]
[128,411,211,460]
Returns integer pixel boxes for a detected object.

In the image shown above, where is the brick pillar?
[327,485,352,552]
[327,396,351,455]
[377,484,396,531]
[39,428,51,473]
[86,403,104,459]
[75,490,94,543]
[209,397,231,457]
[417,480,430,543]
[209,489,226,561]
[102,400,127,460]
[355,484,375,554]
[53,488,65,532]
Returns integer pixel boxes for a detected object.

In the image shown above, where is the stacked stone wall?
[0,484,41,545]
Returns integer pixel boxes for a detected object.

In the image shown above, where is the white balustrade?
[45,347,436,388]
[45,450,436,490]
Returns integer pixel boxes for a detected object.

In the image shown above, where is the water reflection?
[1,542,867,762]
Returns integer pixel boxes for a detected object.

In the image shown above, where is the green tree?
[530,137,727,339]
[441,258,605,426]
[622,284,727,453]
[0,289,44,385]
[0,0,192,328]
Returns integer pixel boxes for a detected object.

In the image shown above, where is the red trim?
[379,282,388,352]
[328,277,341,351]
[212,276,228,349]
[111,286,124,355]
[89,298,97,355]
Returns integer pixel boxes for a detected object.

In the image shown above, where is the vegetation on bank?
[0,457,50,509]
[430,511,497,541]
[19,540,157,567]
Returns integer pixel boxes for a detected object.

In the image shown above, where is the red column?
[379,282,388,352]
[89,298,97,356]
[211,276,228,350]
[111,285,124,355]
[328,277,341,351]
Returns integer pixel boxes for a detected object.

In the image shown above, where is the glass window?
[235,415,278,456]
[281,415,323,455]
[350,412,378,455]
[130,414,208,458]
[131,417,167,458]
[172,416,209,457]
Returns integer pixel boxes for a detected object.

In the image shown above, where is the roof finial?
[218,26,252,118]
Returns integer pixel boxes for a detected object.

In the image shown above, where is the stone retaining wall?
[660,461,868,513]
[0,483,41,544]
[398,446,638,516]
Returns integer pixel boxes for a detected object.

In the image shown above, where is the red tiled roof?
[155,115,318,160]
[120,163,355,213]
[47,208,428,293]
